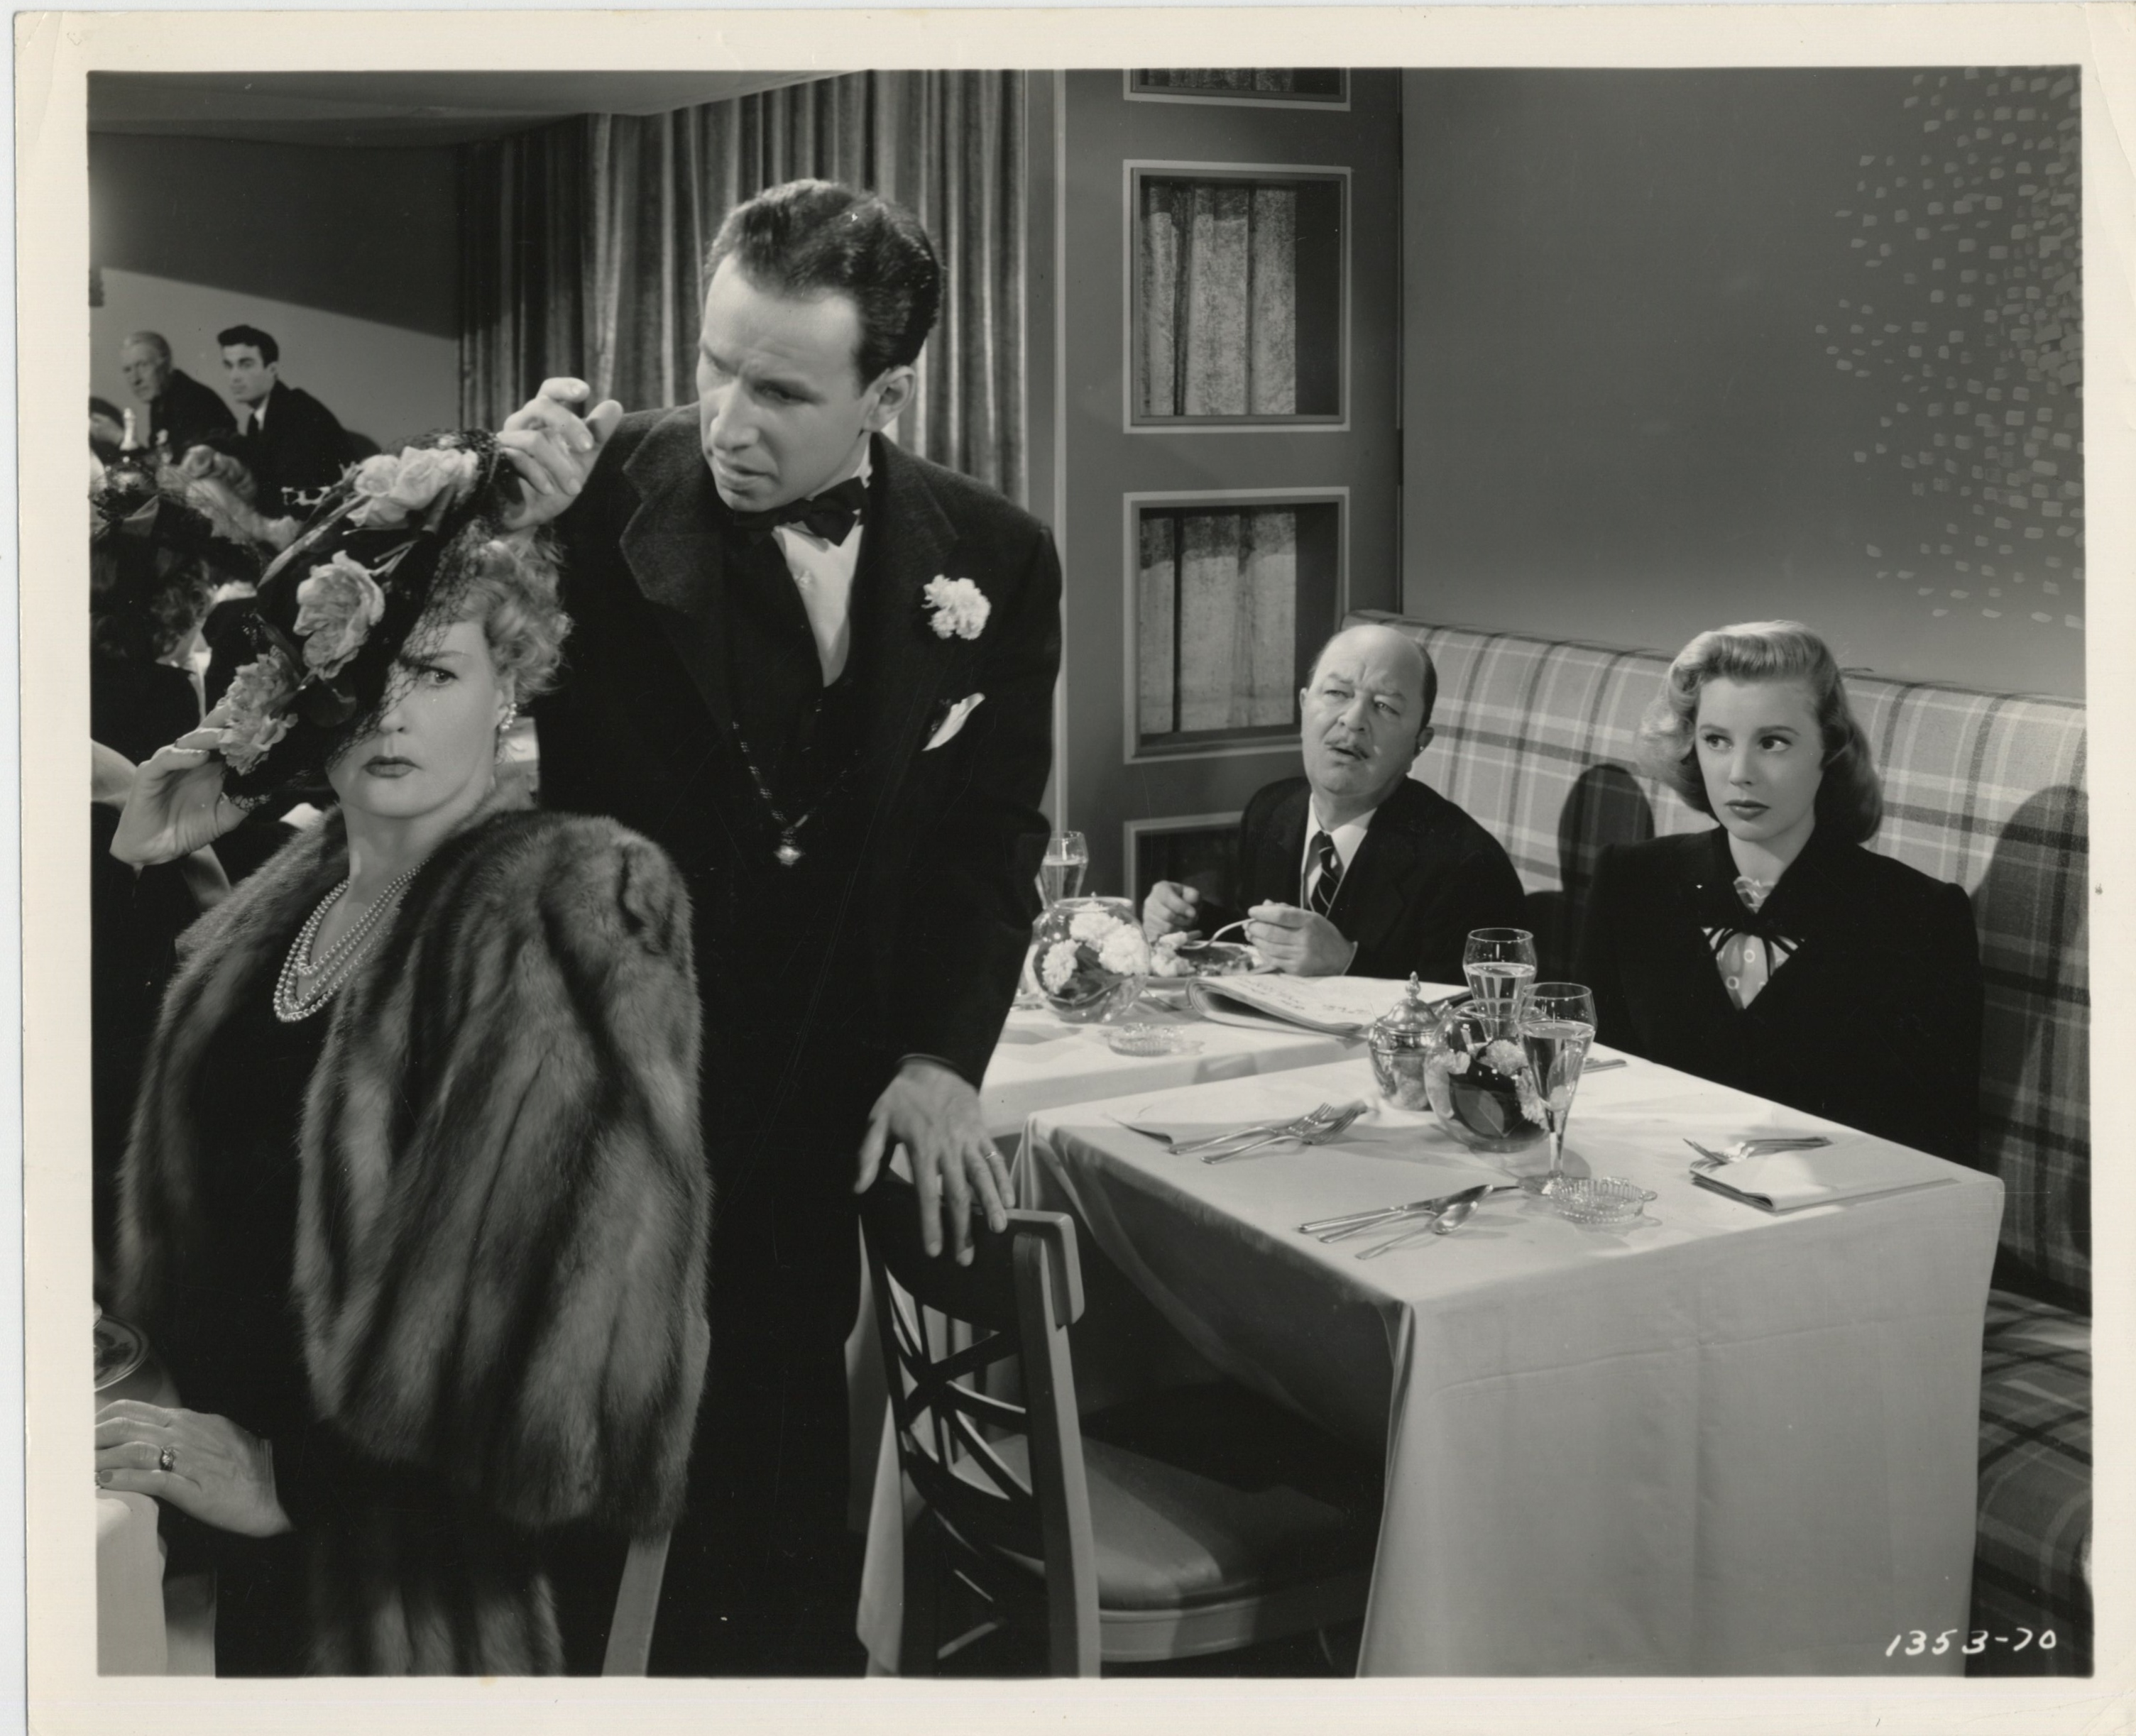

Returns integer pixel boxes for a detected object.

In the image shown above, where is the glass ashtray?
[1105,1023,1202,1057]
[1550,1176,1658,1226]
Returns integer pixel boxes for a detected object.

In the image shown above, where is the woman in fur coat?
[99,435,711,1674]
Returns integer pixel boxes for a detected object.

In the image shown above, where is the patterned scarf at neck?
[1702,876,1804,1010]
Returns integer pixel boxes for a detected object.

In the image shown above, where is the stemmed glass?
[1038,830,1088,909]
[1520,983,1598,1197]
[1462,927,1538,1031]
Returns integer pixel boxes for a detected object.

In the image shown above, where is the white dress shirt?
[768,449,871,684]
[1298,800,1376,911]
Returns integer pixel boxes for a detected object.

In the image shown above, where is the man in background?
[219,323,351,513]
[118,331,234,458]
[1144,622,1526,983]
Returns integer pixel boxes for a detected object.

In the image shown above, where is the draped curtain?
[460,72,1026,499]
[1137,179,1298,418]
[1137,508,1298,740]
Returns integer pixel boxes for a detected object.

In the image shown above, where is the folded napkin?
[1691,1137,1957,1212]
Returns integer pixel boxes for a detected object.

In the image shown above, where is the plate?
[94,1314,148,1391]
[1152,940,1266,980]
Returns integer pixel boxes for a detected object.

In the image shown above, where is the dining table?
[975,989,1364,1138]
[857,1012,2004,1676]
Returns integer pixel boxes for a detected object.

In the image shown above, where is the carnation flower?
[923,575,990,640]
[1097,927,1149,977]
[1483,1038,1527,1077]
[1516,1070,1548,1126]
[1040,939,1082,994]
[1069,907,1120,943]
[215,650,301,774]
[295,551,387,676]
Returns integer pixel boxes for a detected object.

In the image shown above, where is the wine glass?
[1038,830,1088,908]
[1519,983,1598,1197]
[1463,928,1538,1031]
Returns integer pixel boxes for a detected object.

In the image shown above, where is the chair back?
[858,1172,1101,1674]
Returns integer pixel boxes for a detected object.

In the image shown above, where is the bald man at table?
[1143,624,1526,982]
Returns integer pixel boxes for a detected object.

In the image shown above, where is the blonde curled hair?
[1637,620,1883,844]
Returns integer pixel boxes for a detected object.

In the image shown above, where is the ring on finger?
[157,1444,177,1473]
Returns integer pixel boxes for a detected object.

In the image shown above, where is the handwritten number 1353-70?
[1888,1628,2056,1656]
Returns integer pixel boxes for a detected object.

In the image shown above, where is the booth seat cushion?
[1970,1288,2091,1674]
[1352,612,2090,1313]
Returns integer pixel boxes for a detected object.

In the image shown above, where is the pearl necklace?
[273,866,421,1023]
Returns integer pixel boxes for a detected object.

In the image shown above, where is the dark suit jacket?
[143,368,236,458]
[239,381,350,512]
[533,412,1061,1098]
[1200,775,1528,984]
[1576,825,1982,1163]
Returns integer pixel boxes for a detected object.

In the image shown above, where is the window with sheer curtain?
[1135,500,1342,752]
[1133,172,1344,424]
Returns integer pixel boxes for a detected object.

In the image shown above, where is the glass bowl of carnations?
[1031,897,1149,1023]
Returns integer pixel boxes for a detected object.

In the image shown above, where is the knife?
[1300,1182,1502,1239]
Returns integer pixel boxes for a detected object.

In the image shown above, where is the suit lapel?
[1334,784,1422,962]
[619,410,738,734]
[1259,785,1313,906]
[852,439,961,808]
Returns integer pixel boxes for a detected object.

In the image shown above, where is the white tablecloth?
[96,1493,166,1675]
[977,996,1361,1136]
[862,1048,2003,1675]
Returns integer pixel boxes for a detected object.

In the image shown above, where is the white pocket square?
[924,693,985,751]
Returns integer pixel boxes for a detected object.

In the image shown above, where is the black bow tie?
[727,476,867,545]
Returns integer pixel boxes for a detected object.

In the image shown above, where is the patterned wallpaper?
[1824,67,2083,641]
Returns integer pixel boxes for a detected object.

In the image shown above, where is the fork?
[1168,1103,1337,1158]
[1203,1101,1367,1164]
[1684,1135,1834,1168]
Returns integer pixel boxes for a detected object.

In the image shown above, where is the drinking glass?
[1038,830,1088,908]
[1463,928,1538,1031]
[1519,983,1598,1197]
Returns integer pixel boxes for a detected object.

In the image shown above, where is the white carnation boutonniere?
[923,575,990,641]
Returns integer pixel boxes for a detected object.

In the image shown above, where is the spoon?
[1357,1195,1479,1259]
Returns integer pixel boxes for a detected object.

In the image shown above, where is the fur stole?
[119,791,709,1672]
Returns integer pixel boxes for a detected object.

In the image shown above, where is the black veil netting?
[219,430,524,806]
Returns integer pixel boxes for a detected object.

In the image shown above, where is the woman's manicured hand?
[96,1400,292,1538]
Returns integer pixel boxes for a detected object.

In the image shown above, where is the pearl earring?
[495,701,519,757]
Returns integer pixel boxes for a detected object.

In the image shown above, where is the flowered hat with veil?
[213,432,524,802]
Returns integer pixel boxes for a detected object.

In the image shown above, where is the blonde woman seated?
[101,436,710,1674]
[1575,621,1981,1163]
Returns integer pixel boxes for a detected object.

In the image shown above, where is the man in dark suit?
[118,331,235,458]
[498,180,1059,1676]
[219,324,351,513]
[1144,623,1524,984]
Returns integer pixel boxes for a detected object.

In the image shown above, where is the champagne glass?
[1520,983,1598,1197]
[1463,928,1538,1031]
[1039,830,1088,908]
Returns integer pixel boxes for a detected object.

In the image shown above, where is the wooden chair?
[600,1532,671,1675]
[860,1172,1381,1676]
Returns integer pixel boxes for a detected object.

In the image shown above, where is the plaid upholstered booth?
[1352,612,2091,1672]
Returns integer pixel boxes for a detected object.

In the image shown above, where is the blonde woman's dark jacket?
[118,791,709,1673]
